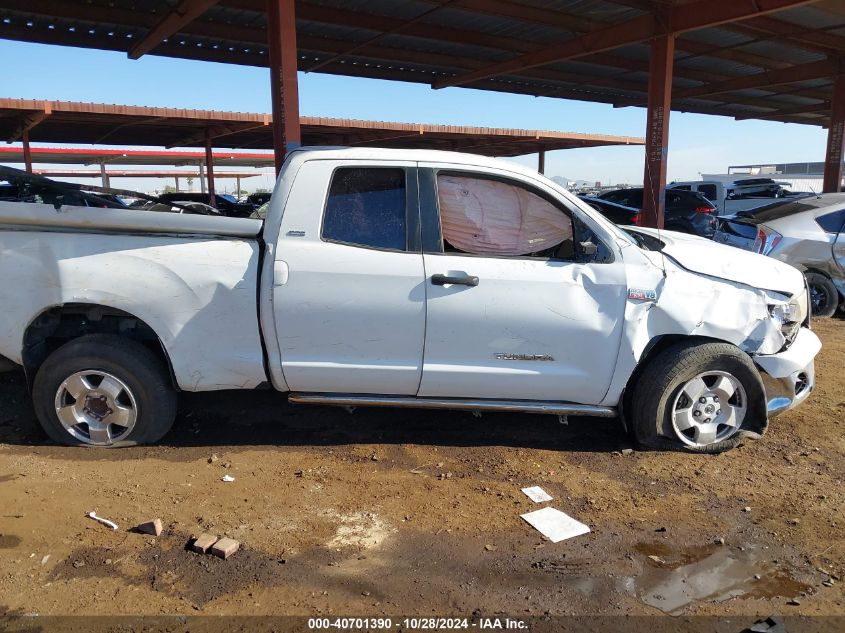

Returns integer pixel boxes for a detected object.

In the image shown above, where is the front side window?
[436,173,574,258]
[322,168,407,250]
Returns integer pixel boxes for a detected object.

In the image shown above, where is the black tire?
[32,334,176,447]
[630,341,767,454]
[805,272,838,318]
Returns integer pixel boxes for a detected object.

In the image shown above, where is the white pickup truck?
[0,148,821,453]
[669,179,791,216]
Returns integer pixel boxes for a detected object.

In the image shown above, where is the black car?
[578,196,642,225]
[597,187,717,237]
[245,192,271,207]
[157,192,254,217]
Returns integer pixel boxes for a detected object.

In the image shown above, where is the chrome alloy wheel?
[671,371,747,447]
[54,370,137,445]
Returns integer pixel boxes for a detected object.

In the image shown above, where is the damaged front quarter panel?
[603,237,812,419]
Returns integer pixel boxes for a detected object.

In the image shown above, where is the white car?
[0,148,820,453]
[713,193,845,317]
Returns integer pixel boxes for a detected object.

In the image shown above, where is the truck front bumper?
[754,327,821,417]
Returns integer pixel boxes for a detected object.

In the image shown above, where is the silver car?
[713,193,845,317]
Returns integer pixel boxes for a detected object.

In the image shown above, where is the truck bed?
[0,201,268,391]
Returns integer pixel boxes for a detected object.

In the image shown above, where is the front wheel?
[32,334,176,447]
[630,341,767,453]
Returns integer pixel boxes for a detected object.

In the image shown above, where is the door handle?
[432,273,479,287]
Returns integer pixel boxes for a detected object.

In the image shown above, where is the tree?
[162,185,177,194]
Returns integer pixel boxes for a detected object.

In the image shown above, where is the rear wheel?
[32,334,176,447]
[805,272,838,318]
[631,341,767,453]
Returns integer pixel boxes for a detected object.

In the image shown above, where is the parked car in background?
[157,192,254,217]
[669,178,806,216]
[597,187,717,237]
[578,195,642,225]
[245,192,272,207]
[143,201,221,216]
[0,178,126,209]
[713,193,845,317]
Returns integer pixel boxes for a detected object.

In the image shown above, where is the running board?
[287,393,617,417]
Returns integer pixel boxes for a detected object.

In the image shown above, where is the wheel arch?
[21,303,178,391]
[618,333,751,431]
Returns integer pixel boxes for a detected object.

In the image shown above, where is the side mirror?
[579,241,598,256]
[52,194,65,211]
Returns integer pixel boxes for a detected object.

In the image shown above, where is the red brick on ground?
[191,533,218,554]
[136,519,163,536]
[210,537,240,559]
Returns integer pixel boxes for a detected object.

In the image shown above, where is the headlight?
[769,297,804,343]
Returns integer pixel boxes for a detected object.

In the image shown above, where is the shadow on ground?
[0,369,629,455]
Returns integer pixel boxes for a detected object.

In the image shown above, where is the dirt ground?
[0,320,843,628]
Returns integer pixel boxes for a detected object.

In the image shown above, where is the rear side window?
[435,173,574,258]
[321,168,407,251]
[816,209,845,233]
[698,184,717,201]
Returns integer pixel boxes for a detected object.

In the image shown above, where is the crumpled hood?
[631,228,805,296]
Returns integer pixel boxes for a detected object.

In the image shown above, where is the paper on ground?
[521,486,553,503]
[520,507,590,543]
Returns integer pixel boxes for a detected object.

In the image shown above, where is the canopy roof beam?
[431,0,820,90]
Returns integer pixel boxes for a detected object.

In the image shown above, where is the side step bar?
[288,393,617,418]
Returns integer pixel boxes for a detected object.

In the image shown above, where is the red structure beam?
[205,135,216,205]
[129,0,221,59]
[432,0,819,90]
[266,0,301,174]
[641,34,675,230]
[672,59,840,101]
[823,76,845,193]
[22,130,33,174]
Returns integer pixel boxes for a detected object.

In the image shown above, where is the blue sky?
[0,39,830,193]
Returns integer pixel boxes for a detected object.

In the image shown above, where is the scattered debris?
[222,462,232,469]
[72,560,85,568]
[746,616,786,633]
[648,555,666,565]
[208,454,218,464]
[210,537,240,559]
[40,555,50,565]
[655,527,667,533]
[743,506,752,512]
[362,590,371,596]
[621,448,634,456]
[520,507,590,543]
[191,533,218,554]
[715,537,726,545]
[136,518,163,536]
[409,468,425,475]
[484,544,497,552]
[787,598,801,606]
[521,486,553,503]
[86,511,118,531]
[221,475,235,483]
[788,518,800,525]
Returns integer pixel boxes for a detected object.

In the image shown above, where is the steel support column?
[22,130,32,173]
[641,33,675,229]
[99,162,110,189]
[823,75,845,193]
[175,176,180,191]
[199,163,206,194]
[538,149,546,175]
[205,137,216,206]
[267,0,301,174]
